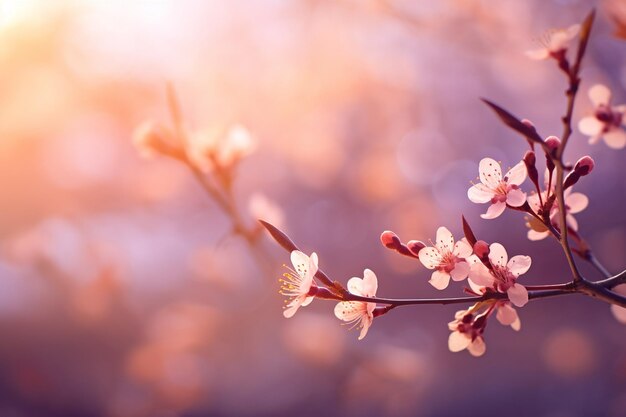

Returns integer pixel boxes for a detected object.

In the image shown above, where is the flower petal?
[468,261,494,287]
[448,331,470,352]
[496,303,519,326]
[358,315,373,340]
[450,261,470,281]
[525,48,549,60]
[479,158,502,188]
[507,255,531,277]
[453,238,473,258]
[347,277,364,296]
[566,192,588,214]
[566,213,579,231]
[603,129,626,149]
[506,189,527,207]
[611,284,626,324]
[334,301,362,322]
[429,270,451,290]
[468,337,486,357]
[488,243,508,267]
[588,84,611,107]
[507,283,529,307]
[480,201,506,219]
[418,247,442,270]
[291,251,313,278]
[435,226,455,253]
[468,183,494,204]
[361,269,378,297]
[578,116,604,136]
[527,229,549,241]
[301,295,315,307]
[504,161,527,186]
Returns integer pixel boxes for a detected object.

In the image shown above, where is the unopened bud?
[473,240,490,260]
[563,171,580,190]
[523,150,539,187]
[574,156,594,176]
[544,135,560,172]
[380,231,400,249]
[407,240,426,256]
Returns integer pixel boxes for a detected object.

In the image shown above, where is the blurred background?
[0,0,625,416]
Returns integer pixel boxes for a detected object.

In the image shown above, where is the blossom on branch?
[578,84,626,149]
[188,124,256,173]
[280,251,319,318]
[526,24,580,61]
[469,243,531,307]
[526,170,588,240]
[418,227,472,290]
[334,269,378,340]
[448,306,487,357]
[467,158,527,219]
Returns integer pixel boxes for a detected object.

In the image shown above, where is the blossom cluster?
[268,12,626,359]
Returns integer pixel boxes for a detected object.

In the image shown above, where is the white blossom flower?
[334,269,378,340]
[578,84,626,149]
[447,307,487,357]
[526,186,588,241]
[468,158,527,219]
[526,24,580,60]
[469,243,531,307]
[418,227,472,290]
[280,251,318,318]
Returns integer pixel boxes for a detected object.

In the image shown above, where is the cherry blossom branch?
[261,220,626,309]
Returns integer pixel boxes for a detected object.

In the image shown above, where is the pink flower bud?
[523,151,539,186]
[407,240,426,256]
[574,156,594,176]
[544,136,561,152]
[380,231,400,249]
[473,240,490,260]
[521,119,535,128]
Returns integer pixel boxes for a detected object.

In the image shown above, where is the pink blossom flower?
[526,24,580,60]
[280,251,318,318]
[448,306,487,357]
[188,124,256,172]
[468,158,527,219]
[578,84,626,149]
[610,284,626,325]
[526,186,588,241]
[468,243,531,307]
[334,269,378,340]
[418,227,472,290]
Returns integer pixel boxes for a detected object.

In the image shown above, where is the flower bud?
[544,136,561,151]
[563,171,580,190]
[473,240,490,260]
[543,135,560,172]
[523,150,539,188]
[380,231,400,249]
[407,240,426,256]
[574,156,594,176]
